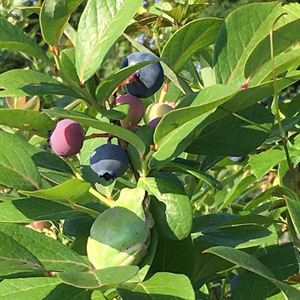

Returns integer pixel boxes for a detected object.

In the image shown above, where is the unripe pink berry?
[115,94,144,127]
[32,221,51,229]
[48,119,84,157]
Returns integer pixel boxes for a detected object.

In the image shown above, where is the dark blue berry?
[120,52,164,98]
[90,144,129,181]
[228,156,246,163]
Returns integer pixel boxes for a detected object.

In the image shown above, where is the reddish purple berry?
[48,119,84,157]
[115,94,144,127]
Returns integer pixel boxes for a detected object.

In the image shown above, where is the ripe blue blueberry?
[90,144,129,181]
[228,156,246,163]
[120,52,164,98]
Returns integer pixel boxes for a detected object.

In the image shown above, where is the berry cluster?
[47,52,174,181]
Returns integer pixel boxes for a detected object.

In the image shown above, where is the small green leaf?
[20,178,91,205]
[205,246,300,299]
[0,109,55,138]
[118,272,195,300]
[0,131,42,190]
[40,0,83,47]
[0,19,52,64]
[76,0,143,83]
[138,177,192,240]
[58,266,139,289]
[0,70,82,98]
[161,18,223,73]
[249,148,286,179]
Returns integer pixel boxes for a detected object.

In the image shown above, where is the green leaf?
[286,198,300,236]
[117,272,195,300]
[0,131,42,190]
[0,109,55,138]
[44,108,146,157]
[186,104,274,156]
[96,59,163,104]
[149,236,195,279]
[217,174,257,212]
[0,197,89,223]
[205,246,300,299]
[0,231,45,277]
[167,160,223,191]
[245,17,300,80]
[0,224,90,272]
[0,70,82,98]
[0,19,52,64]
[148,85,238,169]
[40,0,83,47]
[138,177,192,240]
[0,277,92,300]
[250,48,300,87]
[20,178,91,205]
[214,2,281,87]
[249,148,286,179]
[60,49,79,83]
[58,266,139,289]
[161,18,223,73]
[234,243,299,300]
[75,0,143,83]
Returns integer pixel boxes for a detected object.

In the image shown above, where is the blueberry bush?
[1,0,300,299]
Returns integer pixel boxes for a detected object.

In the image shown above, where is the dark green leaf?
[234,243,299,300]
[0,131,42,190]
[149,236,195,279]
[205,246,300,299]
[0,197,89,223]
[0,224,90,272]
[186,104,274,156]
[0,231,46,278]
